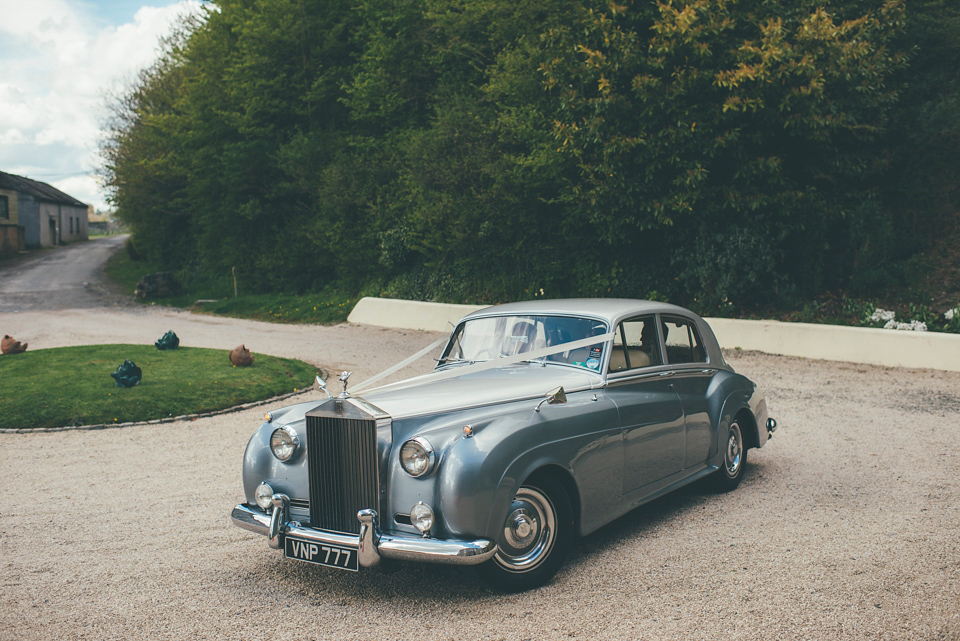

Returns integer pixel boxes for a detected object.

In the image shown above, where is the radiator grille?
[306,414,379,535]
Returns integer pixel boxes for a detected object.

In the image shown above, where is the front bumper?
[231,494,497,568]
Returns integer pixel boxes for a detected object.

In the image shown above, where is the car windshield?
[439,315,609,372]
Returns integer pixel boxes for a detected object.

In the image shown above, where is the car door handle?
[659,371,675,378]
[701,369,717,375]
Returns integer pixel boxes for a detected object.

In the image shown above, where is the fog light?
[410,502,435,535]
[255,482,275,510]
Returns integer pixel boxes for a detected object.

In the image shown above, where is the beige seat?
[609,348,651,372]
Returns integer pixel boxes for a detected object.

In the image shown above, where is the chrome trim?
[306,408,381,534]
[268,493,290,549]
[767,417,778,433]
[357,509,380,567]
[231,501,497,567]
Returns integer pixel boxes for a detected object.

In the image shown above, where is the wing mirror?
[535,386,567,412]
[315,374,332,399]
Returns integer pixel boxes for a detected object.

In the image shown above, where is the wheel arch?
[734,406,760,450]
[524,464,582,536]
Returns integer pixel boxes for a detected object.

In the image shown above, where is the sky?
[0,0,204,211]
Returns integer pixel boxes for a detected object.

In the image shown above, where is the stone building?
[0,171,89,253]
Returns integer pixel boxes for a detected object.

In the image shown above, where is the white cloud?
[0,0,202,210]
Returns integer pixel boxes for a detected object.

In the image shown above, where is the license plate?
[284,536,359,572]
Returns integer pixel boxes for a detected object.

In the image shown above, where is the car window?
[608,315,662,372]
[441,315,608,372]
[661,316,707,364]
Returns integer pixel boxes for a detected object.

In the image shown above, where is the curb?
[348,296,485,332]
[0,387,317,435]
[347,296,960,373]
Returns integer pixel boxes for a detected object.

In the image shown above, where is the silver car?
[231,299,777,591]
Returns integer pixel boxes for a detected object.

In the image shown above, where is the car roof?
[461,298,697,325]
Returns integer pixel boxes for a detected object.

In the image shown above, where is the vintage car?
[231,299,776,591]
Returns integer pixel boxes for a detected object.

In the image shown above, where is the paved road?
[0,235,128,312]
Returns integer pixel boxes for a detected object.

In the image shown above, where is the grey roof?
[462,298,695,324]
[0,171,87,208]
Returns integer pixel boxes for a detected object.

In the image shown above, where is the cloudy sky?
[0,0,203,211]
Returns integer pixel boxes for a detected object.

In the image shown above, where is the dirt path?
[0,236,130,312]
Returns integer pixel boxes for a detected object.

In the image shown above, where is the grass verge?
[104,252,356,324]
[0,345,317,430]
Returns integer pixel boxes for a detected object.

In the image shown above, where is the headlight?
[410,502,435,534]
[255,482,274,509]
[270,426,301,462]
[399,437,435,477]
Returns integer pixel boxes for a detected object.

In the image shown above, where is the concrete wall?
[58,203,88,243]
[347,296,960,372]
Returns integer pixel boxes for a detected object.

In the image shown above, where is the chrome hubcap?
[505,510,538,548]
[725,421,743,476]
[495,487,556,573]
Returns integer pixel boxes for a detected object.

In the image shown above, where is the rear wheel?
[475,476,572,592]
[711,418,747,492]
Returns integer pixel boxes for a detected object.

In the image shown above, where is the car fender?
[437,391,620,541]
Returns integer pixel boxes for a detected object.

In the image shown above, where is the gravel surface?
[2,306,959,640]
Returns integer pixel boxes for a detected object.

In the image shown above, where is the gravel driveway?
[2,303,959,639]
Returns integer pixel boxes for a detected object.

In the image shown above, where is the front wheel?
[711,418,747,492]
[475,476,572,592]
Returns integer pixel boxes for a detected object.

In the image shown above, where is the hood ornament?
[338,371,352,398]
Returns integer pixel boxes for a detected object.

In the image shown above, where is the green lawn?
[0,345,317,430]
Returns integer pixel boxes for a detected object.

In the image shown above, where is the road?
[0,235,129,312]
[0,242,958,640]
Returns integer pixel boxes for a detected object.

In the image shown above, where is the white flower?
[869,308,896,323]
[884,319,927,331]
[946,308,957,321]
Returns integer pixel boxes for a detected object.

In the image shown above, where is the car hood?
[360,364,602,419]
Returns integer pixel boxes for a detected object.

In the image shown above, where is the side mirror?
[315,374,332,399]
[535,386,567,412]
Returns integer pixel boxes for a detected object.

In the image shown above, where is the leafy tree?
[100,0,959,311]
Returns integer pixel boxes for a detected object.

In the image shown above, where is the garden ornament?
[155,330,180,350]
[229,345,254,367]
[1,335,28,354]
[111,360,142,388]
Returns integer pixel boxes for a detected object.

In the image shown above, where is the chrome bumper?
[231,494,497,568]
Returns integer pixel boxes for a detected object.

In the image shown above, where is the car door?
[605,315,685,495]
[660,314,716,468]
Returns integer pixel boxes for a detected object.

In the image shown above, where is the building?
[0,171,89,253]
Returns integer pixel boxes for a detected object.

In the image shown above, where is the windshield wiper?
[519,358,548,367]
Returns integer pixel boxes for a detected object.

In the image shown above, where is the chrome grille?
[306,413,379,535]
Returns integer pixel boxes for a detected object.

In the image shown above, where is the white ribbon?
[353,331,615,396]
[350,338,448,393]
